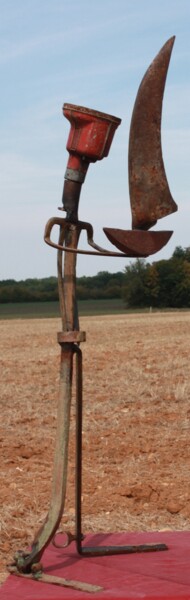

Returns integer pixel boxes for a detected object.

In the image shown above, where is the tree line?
[0,271,125,303]
[0,246,190,308]
[123,246,190,308]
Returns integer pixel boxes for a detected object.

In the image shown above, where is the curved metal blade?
[128,36,178,230]
[103,228,173,257]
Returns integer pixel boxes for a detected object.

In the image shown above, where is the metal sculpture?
[9,37,178,591]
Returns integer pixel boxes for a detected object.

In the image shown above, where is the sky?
[1,0,190,280]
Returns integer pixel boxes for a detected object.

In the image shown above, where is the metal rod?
[75,345,168,556]
[75,346,83,553]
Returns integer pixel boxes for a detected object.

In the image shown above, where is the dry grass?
[1,312,190,584]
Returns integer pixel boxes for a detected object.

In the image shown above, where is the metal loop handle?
[52,531,76,549]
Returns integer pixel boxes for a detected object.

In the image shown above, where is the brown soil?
[1,312,190,584]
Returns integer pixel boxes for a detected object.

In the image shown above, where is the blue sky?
[1,0,190,280]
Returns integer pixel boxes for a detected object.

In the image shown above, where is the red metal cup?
[63,103,121,183]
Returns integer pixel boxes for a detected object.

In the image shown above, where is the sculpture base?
[2,531,190,599]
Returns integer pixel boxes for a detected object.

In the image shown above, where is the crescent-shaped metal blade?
[103,228,173,257]
[128,36,178,230]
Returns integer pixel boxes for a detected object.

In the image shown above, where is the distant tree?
[171,259,190,307]
[145,264,160,306]
[172,246,190,263]
[154,260,175,307]
[172,246,186,260]
[122,247,190,309]
[77,271,125,300]
[122,259,148,308]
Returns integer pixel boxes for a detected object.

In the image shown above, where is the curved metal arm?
[44,216,128,257]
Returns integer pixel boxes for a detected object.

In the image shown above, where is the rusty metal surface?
[57,331,86,343]
[12,220,83,574]
[77,543,168,557]
[63,103,121,162]
[103,228,173,257]
[128,36,177,230]
[13,345,75,573]
[8,566,103,593]
[44,216,130,256]
[62,105,121,219]
[45,216,173,258]
[62,179,82,222]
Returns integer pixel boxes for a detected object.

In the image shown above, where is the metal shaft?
[13,182,81,572]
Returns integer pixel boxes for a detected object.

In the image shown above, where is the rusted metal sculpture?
[9,36,178,591]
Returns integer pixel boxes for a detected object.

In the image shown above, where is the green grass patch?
[0,299,126,319]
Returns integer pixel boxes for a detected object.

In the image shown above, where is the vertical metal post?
[75,346,83,554]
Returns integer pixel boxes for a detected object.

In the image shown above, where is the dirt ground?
[1,311,190,585]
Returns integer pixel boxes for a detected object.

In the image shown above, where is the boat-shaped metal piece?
[103,228,173,257]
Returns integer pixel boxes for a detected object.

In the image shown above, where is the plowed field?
[1,312,190,584]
